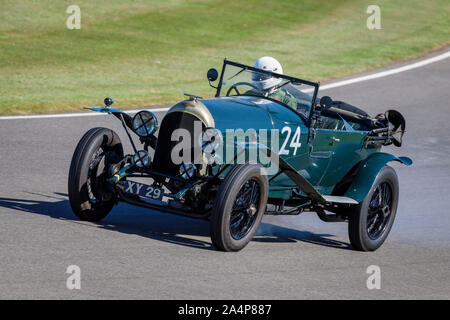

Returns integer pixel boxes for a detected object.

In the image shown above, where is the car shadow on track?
[254,223,351,250]
[0,193,351,251]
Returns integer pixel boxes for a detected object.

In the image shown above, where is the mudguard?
[85,106,134,127]
[344,152,412,203]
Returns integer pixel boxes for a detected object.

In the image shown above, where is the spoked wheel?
[68,127,123,222]
[229,178,261,240]
[367,182,392,240]
[348,166,399,251]
[210,164,268,252]
[86,146,112,206]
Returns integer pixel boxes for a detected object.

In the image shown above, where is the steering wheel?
[226,82,261,96]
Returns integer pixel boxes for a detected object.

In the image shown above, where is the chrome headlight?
[197,127,223,153]
[134,150,151,168]
[179,162,196,180]
[132,110,158,137]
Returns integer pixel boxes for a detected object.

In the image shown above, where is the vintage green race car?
[68,59,412,252]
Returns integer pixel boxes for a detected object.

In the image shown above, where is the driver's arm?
[280,90,298,110]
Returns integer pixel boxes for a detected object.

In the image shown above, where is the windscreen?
[218,62,318,119]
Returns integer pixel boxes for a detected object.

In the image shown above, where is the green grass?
[0,0,449,115]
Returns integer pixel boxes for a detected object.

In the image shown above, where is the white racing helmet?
[252,57,283,91]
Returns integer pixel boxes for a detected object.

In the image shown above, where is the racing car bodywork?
[68,60,412,252]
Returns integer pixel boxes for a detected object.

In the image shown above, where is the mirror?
[319,96,333,110]
[207,68,218,82]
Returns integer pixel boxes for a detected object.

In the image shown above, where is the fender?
[344,152,412,203]
[85,106,134,128]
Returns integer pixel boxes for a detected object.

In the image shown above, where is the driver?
[246,57,297,110]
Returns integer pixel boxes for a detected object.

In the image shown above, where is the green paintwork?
[199,95,412,202]
[88,91,412,204]
[108,163,133,183]
[344,152,412,202]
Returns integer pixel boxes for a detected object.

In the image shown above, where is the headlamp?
[132,110,158,137]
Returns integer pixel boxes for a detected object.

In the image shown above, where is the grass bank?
[0,0,449,114]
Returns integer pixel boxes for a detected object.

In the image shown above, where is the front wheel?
[348,165,399,251]
[68,127,123,222]
[210,164,268,252]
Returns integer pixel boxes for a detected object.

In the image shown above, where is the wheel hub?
[381,205,390,218]
[247,204,257,217]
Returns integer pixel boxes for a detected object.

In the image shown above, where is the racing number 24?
[279,126,301,156]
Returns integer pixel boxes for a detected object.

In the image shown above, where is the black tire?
[68,127,123,222]
[348,165,399,251]
[210,164,268,252]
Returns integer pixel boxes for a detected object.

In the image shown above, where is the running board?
[322,195,359,204]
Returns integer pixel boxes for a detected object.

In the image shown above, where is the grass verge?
[0,0,449,115]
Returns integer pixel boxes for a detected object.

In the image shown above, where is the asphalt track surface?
[0,48,449,299]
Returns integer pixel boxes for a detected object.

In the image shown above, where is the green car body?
[72,59,412,251]
[168,94,411,204]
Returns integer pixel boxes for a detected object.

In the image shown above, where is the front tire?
[210,164,268,252]
[348,165,399,251]
[68,127,123,222]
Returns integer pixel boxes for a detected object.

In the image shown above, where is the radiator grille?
[152,112,204,175]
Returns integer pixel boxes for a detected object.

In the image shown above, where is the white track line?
[0,107,170,120]
[1,50,449,121]
[319,50,450,91]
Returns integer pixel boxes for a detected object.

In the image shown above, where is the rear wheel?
[348,166,399,251]
[210,164,268,252]
[68,128,123,222]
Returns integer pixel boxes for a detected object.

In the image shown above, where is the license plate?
[123,181,164,201]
